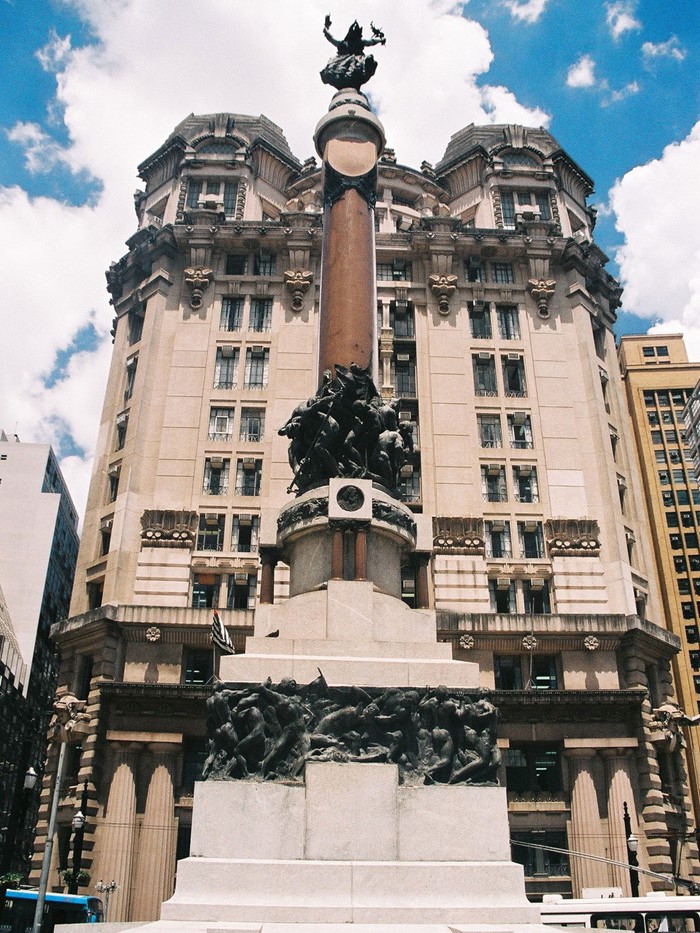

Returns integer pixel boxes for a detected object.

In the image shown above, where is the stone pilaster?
[96,743,140,921]
[565,748,610,894]
[601,748,642,895]
[129,743,179,921]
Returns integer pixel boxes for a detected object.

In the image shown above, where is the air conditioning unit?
[512,411,528,425]
[617,476,627,489]
[100,518,113,531]
[396,353,410,362]
[517,464,532,476]
[400,464,414,478]
[496,577,511,590]
[242,458,257,470]
[402,579,416,593]
[126,356,137,369]
[396,215,413,232]
[234,572,249,582]
[210,456,225,470]
[472,300,486,313]
[393,259,406,272]
[399,410,412,422]
[108,464,121,477]
[491,520,506,532]
[220,345,235,358]
[478,352,492,361]
[523,520,539,532]
[529,577,545,591]
[238,514,253,526]
[507,353,521,361]
[204,513,220,526]
[625,530,636,544]
[252,345,265,354]
[391,299,410,315]
[486,464,501,476]
[116,412,128,425]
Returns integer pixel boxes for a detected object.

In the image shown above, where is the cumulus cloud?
[642,36,686,66]
[567,55,597,88]
[503,0,549,24]
[610,120,700,358]
[603,80,639,105]
[605,1,642,40]
[2,0,551,519]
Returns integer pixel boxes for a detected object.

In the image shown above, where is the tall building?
[0,433,79,874]
[619,334,700,826]
[38,114,700,918]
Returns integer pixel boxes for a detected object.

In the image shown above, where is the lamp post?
[95,880,118,921]
[623,800,640,897]
[31,695,90,933]
[67,782,88,895]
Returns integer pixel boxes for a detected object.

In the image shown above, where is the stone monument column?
[565,748,610,893]
[130,743,179,920]
[601,747,640,894]
[314,90,385,384]
[97,742,141,921]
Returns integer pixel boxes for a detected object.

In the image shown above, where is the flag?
[211,610,235,655]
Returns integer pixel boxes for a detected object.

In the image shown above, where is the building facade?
[619,334,700,829]
[37,114,700,916]
[0,433,79,875]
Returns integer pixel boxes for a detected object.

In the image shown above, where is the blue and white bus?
[0,890,103,933]
[540,894,700,931]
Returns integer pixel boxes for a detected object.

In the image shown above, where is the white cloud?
[610,120,700,360]
[503,0,549,24]
[642,36,686,65]
[567,55,597,88]
[604,80,639,105]
[0,0,553,519]
[605,1,642,41]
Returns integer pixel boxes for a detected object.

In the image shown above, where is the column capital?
[563,746,598,761]
[599,747,634,760]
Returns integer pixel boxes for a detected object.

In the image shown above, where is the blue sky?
[0,0,698,516]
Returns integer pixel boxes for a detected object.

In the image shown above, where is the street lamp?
[95,880,118,921]
[67,782,88,895]
[623,800,640,897]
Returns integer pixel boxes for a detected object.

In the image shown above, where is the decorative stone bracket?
[528,277,557,318]
[284,269,314,311]
[184,267,213,310]
[141,509,199,548]
[545,518,601,557]
[429,273,458,315]
[433,516,484,555]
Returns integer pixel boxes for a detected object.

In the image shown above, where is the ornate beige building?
[34,114,700,917]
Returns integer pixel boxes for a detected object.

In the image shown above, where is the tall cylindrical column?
[314,90,385,385]
[602,748,641,895]
[129,744,179,921]
[565,748,610,894]
[259,547,279,605]
[97,743,140,921]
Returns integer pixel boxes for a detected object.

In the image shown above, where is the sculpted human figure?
[320,16,386,91]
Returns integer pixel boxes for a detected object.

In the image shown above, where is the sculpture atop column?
[320,15,386,91]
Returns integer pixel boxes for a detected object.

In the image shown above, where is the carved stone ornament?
[49,693,91,746]
[184,267,213,310]
[527,277,556,318]
[337,484,365,512]
[284,269,314,311]
[372,500,417,537]
[204,677,500,786]
[522,634,538,651]
[459,634,475,650]
[546,518,601,557]
[429,273,459,315]
[146,626,161,642]
[324,162,377,209]
[141,509,199,548]
[432,517,485,555]
[649,702,691,753]
[277,497,329,536]
[583,635,599,651]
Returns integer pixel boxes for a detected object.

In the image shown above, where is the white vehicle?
[540,894,700,931]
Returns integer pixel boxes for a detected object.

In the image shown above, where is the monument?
[151,20,549,931]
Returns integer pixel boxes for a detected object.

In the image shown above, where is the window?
[659,470,671,485]
[481,464,507,502]
[643,346,655,358]
[377,259,412,281]
[196,180,238,218]
[486,521,512,559]
[469,303,492,339]
[656,450,667,463]
[220,297,244,331]
[667,513,679,528]
[690,556,700,571]
[390,300,414,337]
[225,254,248,276]
[128,310,144,344]
[465,257,484,283]
[253,251,276,276]
[124,357,137,401]
[181,737,208,788]
[524,578,551,612]
[494,655,523,690]
[664,491,676,508]
[674,469,687,485]
[400,465,421,503]
[394,355,416,396]
[666,430,679,444]
[231,514,260,552]
[191,573,220,608]
[489,578,516,612]
[214,347,239,389]
[209,407,234,440]
[244,348,269,389]
[678,490,690,505]
[497,305,520,340]
[227,572,256,610]
[186,178,203,209]
[670,534,682,549]
[687,625,699,644]
[651,431,664,445]
[658,391,670,407]
[249,298,272,333]
[501,190,552,226]
[478,414,502,448]
[108,467,120,503]
[512,831,569,878]
[690,651,700,670]
[514,466,538,503]
[492,262,515,284]
[508,413,533,449]
[527,654,557,687]
[183,649,213,685]
[100,520,112,556]
[657,345,669,357]
[197,514,225,551]
[501,191,516,227]
[502,355,527,397]
[505,744,562,793]
[473,354,497,396]
[648,412,659,426]
[687,533,699,549]
[518,521,545,559]
[115,412,128,450]
[203,457,230,495]
[644,390,656,407]
[240,408,265,442]
[682,511,694,527]
[682,603,695,620]
[235,458,262,496]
